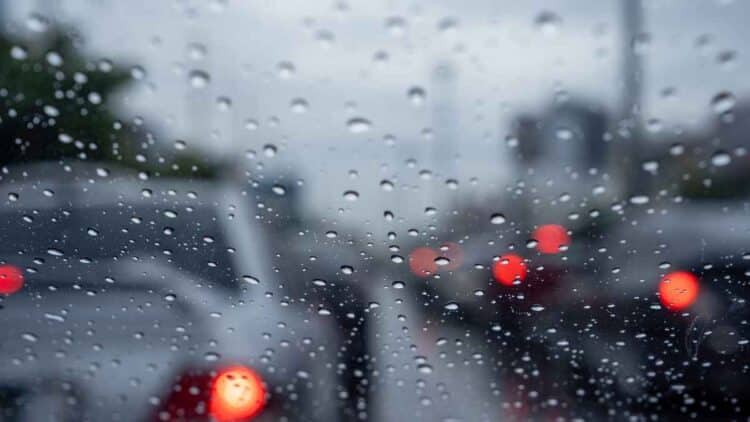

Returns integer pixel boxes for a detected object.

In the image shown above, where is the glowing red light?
[492,254,527,286]
[409,247,438,278]
[210,366,266,422]
[658,271,699,311]
[533,224,570,254]
[0,265,24,295]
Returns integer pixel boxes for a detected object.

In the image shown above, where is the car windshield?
[1,1,749,421]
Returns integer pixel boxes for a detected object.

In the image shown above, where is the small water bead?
[380,179,394,191]
[711,151,731,167]
[444,302,459,311]
[434,257,450,266]
[711,91,735,114]
[242,275,260,285]
[340,265,354,275]
[188,70,210,88]
[277,61,295,79]
[343,190,359,201]
[26,13,50,32]
[10,46,27,60]
[535,11,562,36]
[263,144,277,157]
[347,118,371,133]
[490,213,506,225]
[290,98,309,113]
[204,352,221,362]
[407,86,426,106]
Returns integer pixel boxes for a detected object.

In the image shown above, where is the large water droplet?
[711,91,735,114]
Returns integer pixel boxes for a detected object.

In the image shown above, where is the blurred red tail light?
[0,264,24,295]
[209,366,266,421]
[156,365,266,422]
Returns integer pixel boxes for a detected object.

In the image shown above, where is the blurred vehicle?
[551,203,750,418]
[0,163,341,421]
[245,177,374,420]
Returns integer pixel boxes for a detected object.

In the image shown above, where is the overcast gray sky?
[5,0,748,227]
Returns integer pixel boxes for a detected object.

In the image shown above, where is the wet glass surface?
[0,1,749,420]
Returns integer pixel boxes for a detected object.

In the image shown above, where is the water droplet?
[490,213,506,225]
[87,228,99,237]
[290,98,309,113]
[407,86,426,106]
[10,46,28,60]
[26,13,49,32]
[343,190,359,201]
[187,43,207,61]
[21,333,38,342]
[277,61,296,78]
[711,91,735,114]
[347,118,371,133]
[642,160,659,173]
[438,17,458,35]
[204,352,220,362]
[629,195,649,205]
[242,275,260,285]
[46,51,63,67]
[711,151,731,167]
[385,16,406,37]
[189,70,210,88]
[47,248,64,257]
[216,96,232,111]
[263,144,278,157]
[444,302,459,311]
[669,143,685,156]
[555,127,574,141]
[417,364,433,374]
[535,11,562,36]
[434,257,450,266]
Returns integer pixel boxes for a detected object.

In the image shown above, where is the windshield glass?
[0,1,749,421]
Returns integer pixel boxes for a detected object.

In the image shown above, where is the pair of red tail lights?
[407,224,700,312]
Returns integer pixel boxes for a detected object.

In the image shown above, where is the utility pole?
[621,0,646,194]
[430,60,458,203]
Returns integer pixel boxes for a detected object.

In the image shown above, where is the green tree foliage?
[0,27,218,178]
